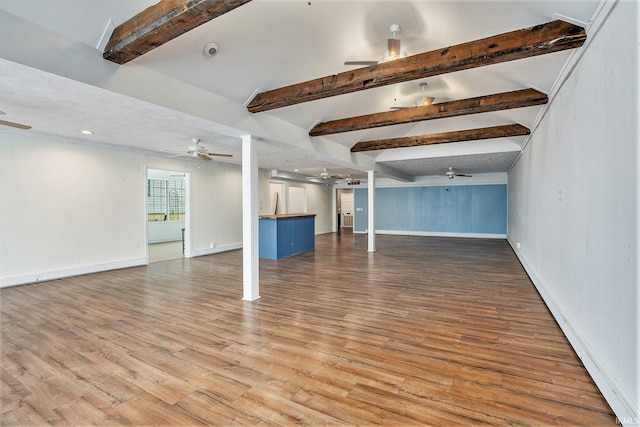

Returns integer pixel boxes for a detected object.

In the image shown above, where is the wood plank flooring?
[1,232,616,425]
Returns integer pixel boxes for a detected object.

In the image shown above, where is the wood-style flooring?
[1,232,616,425]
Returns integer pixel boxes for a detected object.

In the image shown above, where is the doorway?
[146,169,190,263]
[336,188,354,231]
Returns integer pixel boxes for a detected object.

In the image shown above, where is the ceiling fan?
[444,167,472,179]
[344,24,407,66]
[306,168,342,181]
[0,111,31,130]
[165,139,232,161]
[391,82,435,110]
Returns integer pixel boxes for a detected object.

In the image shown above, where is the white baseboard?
[0,258,146,288]
[359,229,506,239]
[192,242,242,257]
[506,238,638,425]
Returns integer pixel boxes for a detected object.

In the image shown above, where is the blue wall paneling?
[354,184,507,235]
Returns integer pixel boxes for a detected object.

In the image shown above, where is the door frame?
[145,168,192,263]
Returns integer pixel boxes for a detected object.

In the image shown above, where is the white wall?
[507,1,638,421]
[0,135,145,284]
[0,133,336,287]
[266,179,334,234]
[0,133,245,286]
[189,160,243,256]
[305,181,334,234]
[147,220,185,244]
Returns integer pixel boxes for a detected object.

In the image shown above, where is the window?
[147,178,185,221]
[167,179,186,221]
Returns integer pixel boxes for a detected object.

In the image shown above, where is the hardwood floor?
[1,232,615,425]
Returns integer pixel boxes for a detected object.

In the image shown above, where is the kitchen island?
[259,213,316,259]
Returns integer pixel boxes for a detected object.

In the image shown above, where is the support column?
[368,170,376,252]
[242,134,259,301]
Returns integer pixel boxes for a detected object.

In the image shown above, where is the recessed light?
[81,130,94,135]
[294,169,299,172]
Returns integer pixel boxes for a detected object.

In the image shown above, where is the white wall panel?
[305,182,334,234]
[0,133,246,286]
[188,162,243,254]
[507,1,638,420]
[0,135,145,283]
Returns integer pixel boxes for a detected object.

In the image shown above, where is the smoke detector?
[203,42,219,57]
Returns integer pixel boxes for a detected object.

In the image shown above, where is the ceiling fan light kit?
[306,168,342,182]
[391,82,435,110]
[165,138,232,160]
[445,167,472,179]
[379,24,407,63]
[344,23,407,66]
[418,82,434,106]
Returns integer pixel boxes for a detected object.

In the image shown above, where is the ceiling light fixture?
[344,23,408,66]
[379,24,407,63]
[81,130,94,135]
[418,82,434,106]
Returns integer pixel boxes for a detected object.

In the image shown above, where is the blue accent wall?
[354,184,507,235]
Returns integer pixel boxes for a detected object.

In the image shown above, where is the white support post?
[367,170,376,252]
[242,134,260,301]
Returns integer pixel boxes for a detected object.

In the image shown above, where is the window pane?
[168,179,185,221]
[147,179,167,221]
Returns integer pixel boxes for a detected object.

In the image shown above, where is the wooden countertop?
[259,213,317,219]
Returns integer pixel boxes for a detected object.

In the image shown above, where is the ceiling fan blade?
[456,174,473,177]
[197,153,212,161]
[206,152,233,158]
[0,119,31,130]
[344,60,378,66]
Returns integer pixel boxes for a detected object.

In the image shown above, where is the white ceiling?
[0,0,600,182]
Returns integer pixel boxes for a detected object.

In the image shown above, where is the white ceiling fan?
[165,138,232,161]
[444,167,473,179]
[306,168,342,181]
[344,24,407,66]
[391,82,435,110]
[0,111,31,130]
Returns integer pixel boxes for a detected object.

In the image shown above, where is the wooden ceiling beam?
[247,20,585,113]
[310,88,547,137]
[104,0,252,64]
[350,124,530,153]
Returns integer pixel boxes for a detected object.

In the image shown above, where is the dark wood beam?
[247,20,585,113]
[104,0,252,64]
[310,88,547,137]
[350,124,530,153]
